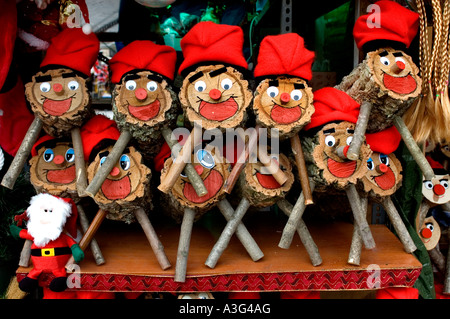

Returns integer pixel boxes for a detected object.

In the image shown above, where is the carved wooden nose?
[209,88,222,100]
[135,88,148,101]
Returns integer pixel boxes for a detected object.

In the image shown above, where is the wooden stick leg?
[347,101,372,161]
[1,116,43,189]
[18,240,32,268]
[174,207,196,282]
[345,185,376,249]
[77,205,105,266]
[347,196,368,266]
[134,208,171,270]
[205,197,251,269]
[278,180,315,249]
[429,246,446,274]
[161,128,207,197]
[84,130,132,198]
[290,135,313,205]
[217,199,264,262]
[277,198,322,266]
[444,232,450,294]
[382,197,417,253]
[71,128,88,196]
[417,201,431,232]
[66,209,107,272]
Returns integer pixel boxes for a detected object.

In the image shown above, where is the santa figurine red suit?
[10,193,84,293]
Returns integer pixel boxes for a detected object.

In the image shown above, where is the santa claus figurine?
[10,193,84,293]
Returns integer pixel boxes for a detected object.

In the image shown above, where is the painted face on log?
[247,153,293,191]
[417,216,441,250]
[254,77,314,132]
[362,152,402,196]
[179,65,252,130]
[26,68,89,118]
[313,122,372,187]
[369,47,421,96]
[114,71,173,124]
[29,141,77,193]
[422,174,450,205]
[88,145,151,202]
[163,148,231,209]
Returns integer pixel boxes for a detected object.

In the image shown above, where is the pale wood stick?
[347,101,372,161]
[429,246,446,274]
[174,207,196,283]
[277,198,322,266]
[393,115,436,181]
[77,205,105,266]
[290,135,313,205]
[158,124,202,194]
[444,231,450,294]
[1,116,43,189]
[417,201,432,232]
[257,147,289,186]
[224,125,260,194]
[345,184,376,249]
[217,198,264,262]
[71,128,88,196]
[134,208,171,270]
[83,130,132,198]
[205,197,251,269]
[18,240,32,267]
[347,196,368,266]
[66,209,107,272]
[278,179,315,249]
[382,196,417,253]
[161,128,207,197]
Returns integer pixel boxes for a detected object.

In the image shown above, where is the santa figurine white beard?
[25,193,72,247]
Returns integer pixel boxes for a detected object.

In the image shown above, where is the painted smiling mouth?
[183,169,223,203]
[255,170,281,189]
[43,96,73,116]
[198,97,238,121]
[101,174,131,200]
[372,167,396,190]
[46,165,76,184]
[128,99,161,121]
[327,157,357,178]
[382,72,417,94]
[270,104,302,124]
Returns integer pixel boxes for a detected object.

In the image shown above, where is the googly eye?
[379,154,389,166]
[40,82,51,93]
[266,86,279,98]
[290,89,302,101]
[120,154,130,170]
[395,57,406,64]
[147,81,158,92]
[100,156,107,166]
[194,81,206,92]
[221,78,233,90]
[440,179,449,189]
[125,80,137,91]
[380,56,390,66]
[425,223,434,232]
[43,149,54,162]
[367,158,374,170]
[65,148,75,163]
[346,136,353,145]
[325,135,336,147]
[67,80,79,91]
[423,180,433,190]
[197,149,215,169]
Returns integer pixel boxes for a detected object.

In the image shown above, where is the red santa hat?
[353,0,419,50]
[365,126,401,154]
[31,134,55,157]
[304,87,360,131]
[178,21,248,76]
[40,27,100,77]
[109,40,177,84]
[0,0,17,90]
[253,33,315,81]
[80,115,120,162]
[426,156,448,175]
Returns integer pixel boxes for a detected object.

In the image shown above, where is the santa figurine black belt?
[31,247,72,257]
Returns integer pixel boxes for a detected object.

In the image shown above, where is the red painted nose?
[209,88,222,100]
[280,92,290,104]
[194,165,204,175]
[433,184,446,196]
[110,167,120,177]
[377,163,388,173]
[53,155,64,165]
[53,83,63,93]
[135,88,148,101]
[421,228,432,239]
[396,61,405,70]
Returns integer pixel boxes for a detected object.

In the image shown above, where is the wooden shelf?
[16,211,422,293]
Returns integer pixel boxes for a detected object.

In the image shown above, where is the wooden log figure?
[1,28,99,191]
[178,21,253,131]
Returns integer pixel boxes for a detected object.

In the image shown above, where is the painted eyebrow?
[269,80,279,87]
[35,75,52,82]
[188,71,204,83]
[209,66,227,78]
[62,72,77,78]
[124,74,141,81]
[379,50,389,57]
[294,83,305,89]
[99,151,110,158]
[347,129,355,134]
[323,128,335,134]
[393,52,404,57]
[147,74,162,83]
